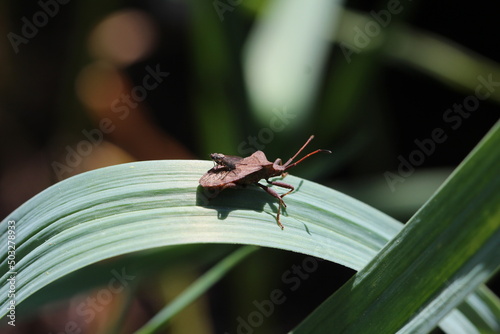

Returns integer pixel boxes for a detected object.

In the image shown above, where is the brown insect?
[199,135,331,229]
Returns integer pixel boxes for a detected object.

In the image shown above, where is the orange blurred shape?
[75,61,125,111]
[88,9,158,66]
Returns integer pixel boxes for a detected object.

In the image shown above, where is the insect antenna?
[283,135,331,169]
[283,135,315,166]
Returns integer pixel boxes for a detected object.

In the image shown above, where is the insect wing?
[220,151,271,180]
[224,150,272,180]
[199,169,224,187]
[199,165,232,187]
[199,164,263,186]
[199,150,271,187]
[241,151,271,166]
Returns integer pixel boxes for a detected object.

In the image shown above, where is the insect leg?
[265,179,295,198]
[257,183,285,230]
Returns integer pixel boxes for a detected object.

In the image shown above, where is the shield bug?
[199,135,331,229]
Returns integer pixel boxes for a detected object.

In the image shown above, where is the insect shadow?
[196,185,277,220]
[195,179,304,222]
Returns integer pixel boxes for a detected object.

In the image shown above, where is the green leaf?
[0,126,498,333]
[0,159,401,314]
[291,121,500,333]
[16,244,238,316]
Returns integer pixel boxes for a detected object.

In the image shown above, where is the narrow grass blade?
[134,245,258,334]
[291,121,500,333]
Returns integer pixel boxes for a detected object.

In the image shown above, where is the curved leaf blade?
[0,160,401,316]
